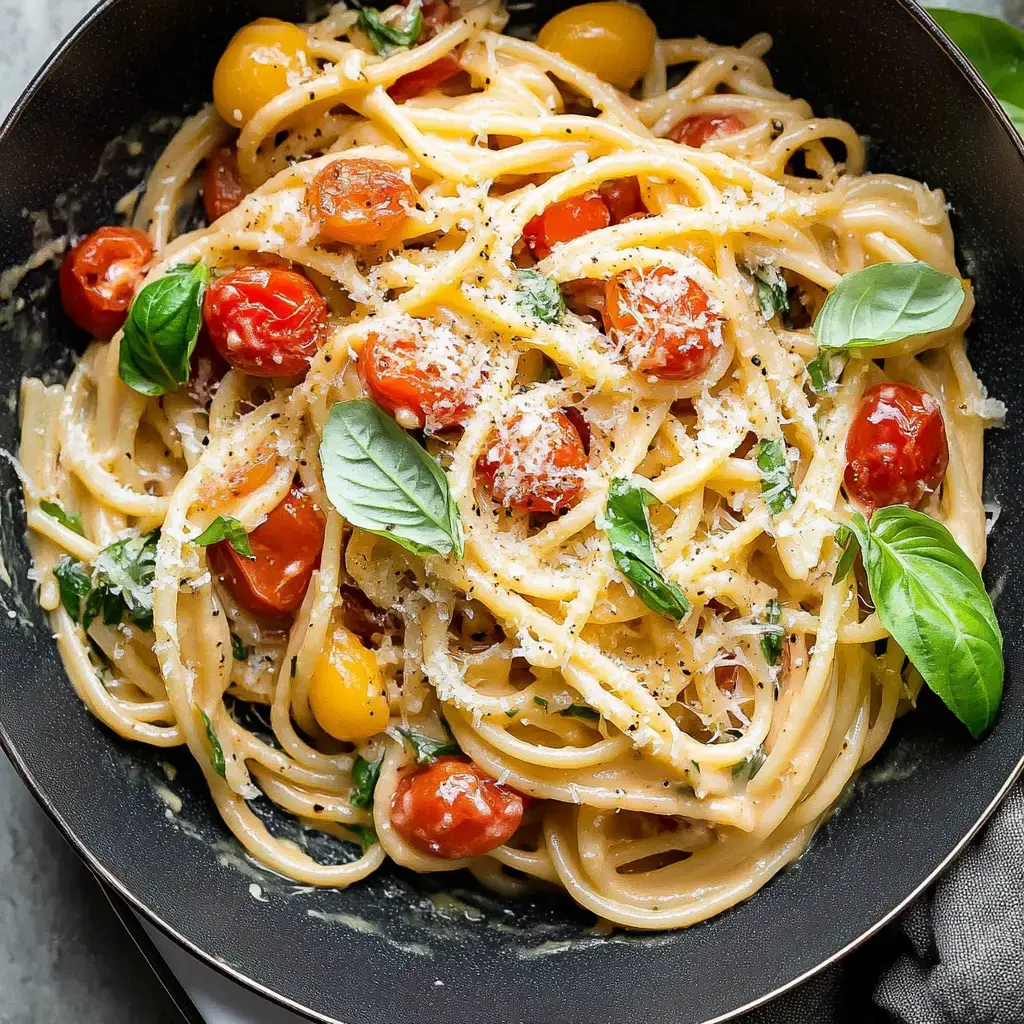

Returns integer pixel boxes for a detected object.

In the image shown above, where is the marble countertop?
[0,1,1018,1023]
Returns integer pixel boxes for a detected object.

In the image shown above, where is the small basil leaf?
[344,824,378,847]
[40,500,84,537]
[91,531,159,632]
[119,262,209,397]
[516,269,565,323]
[756,438,796,515]
[350,755,382,809]
[230,631,249,662]
[849,506,1003,738]
[814,261,964,353]
[399,727,462,765]
[320,399,464,558]
[559,704,600,722]
[196,706,227,778]
[834,524,859,583]
[53,556,92,621]
[759,599,783,666]
[753,265,789,321]
[604,478,690,621]
[358,0,423,55]
[732,744,767,781]
[532,695,549,709]
[192,515,253,558]
[807,350,849,396]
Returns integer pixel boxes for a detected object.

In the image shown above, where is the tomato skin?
[598,177,646,224]
[390,757,528,859]
[359,325,479,431]
[403,0,449,35]
[477,409,588,513]
[668,113,745,147]
[208,484,325,618]
[715,665,740,693]
[305,158,418,245]
[59,226,153,338]
[203,147,246,223]
[523,192,611,261]
[388,56,461,103]
[844,382,949,513]
[603,266,722,380]
[203,266,328,377]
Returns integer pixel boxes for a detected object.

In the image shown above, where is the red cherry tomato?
[715,665,740,693]
[523,192,611,261]
[598,177,646,224]
[208,483,325,618]
[203,266,328,377]
[359,321,480,431]
[305,158,418,245]
[603,266,723,380]
[477,408,588,513]
[58,226,153,338]
[668,113,746,147]
[562,406,591,454]
[388,56,462,103]
[844,382,949,513]
[399,0,450,35]
[187,330,230,407]
[390,757,528,859]
[203,146,246,223]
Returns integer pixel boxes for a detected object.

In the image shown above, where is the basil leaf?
[814,261,964,354]
[756,438,796,515]
[848,506,1003,738]
[344,824,378,847]
[350,755,382,809]
[192,515,253,558]
[40,500,84,537]
[834,524,858,583]
[53,556,92,621]
[90,531,159,632]
[119,262,209,397]
[320,399,464,558]
[732,744,767,781]
[358,0,423,55]
[753,265,789,321]
[532,695,549,709]
[759,599,783,667]
[399,727,461,765]
[559,704,600,722]
[196,706,227,778]
[516,269,565,323]
[1001,98,1024,136]
[604,478,690,621]
[230,631,249,662]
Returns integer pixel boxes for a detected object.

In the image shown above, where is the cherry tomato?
[390,757,528,859]
[844,382,949,513]
[359,321,480,431]
[563,406,591,454]
[305,158,418,246]
[523,192,611,261]
[715,665,740,693]
[668,113,746,147]
[208,483,325,618]
[477,408,588,513]
[198,445,278,511]
[203,266,328,377]
[187,330,230,407]
[58,226,153,338]
[603,266,722,380]
[203,147,246,223]
[598,177,646,224]
[402,0,450,36]
[388,56,462,103]
[339,584,396,645]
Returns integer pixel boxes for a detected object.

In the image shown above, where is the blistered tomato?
[203,266,328,377]
[59,226,153,338]
[598,177,646,223]
[523,192,611,261]
[844,382,949,513]
[390,757,528,859]
[668,114,746,147]
[203,147,245,223]
[388,56,462,103]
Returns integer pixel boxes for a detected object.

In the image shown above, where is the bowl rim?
[1,0,1022,1021]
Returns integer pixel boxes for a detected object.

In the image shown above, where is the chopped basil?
[399,727,461,765]
[842,506,1003,738]
[119,262,209,397]
[834,524,858,583]
[196,706,227,778]
[40,500,84,537]
[732,744,767,781]
[516,268,566,323]
[753,265,789,321]
[350,755,382,809]
[759,599,783,667]
[604,478,690,621]
[53,556,92,621]
[230,632,249,662]
[344,823,378,847]
[505,708,519,718]
[192,515,253,558]
[806,350,846,395]
[358,0,423,56]
[559,704,600,722]
[320,399,463,558]
[532,695,549,709]
[755,439,797,515]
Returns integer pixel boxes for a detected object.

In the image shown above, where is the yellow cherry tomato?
[536,2,656,91]
[309,620,389,743]
[213,18,310,128]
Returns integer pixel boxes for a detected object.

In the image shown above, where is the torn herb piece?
[230,631,250,662]
[196,706,227,778]
[516,268,566,323]
[344,823,378,847]
[192,515,253,558]
[40,500,84,537]
[753,265,789,321]
[755,438,796,515]
[760,599,784,666]
[399,728,461,765]
[732,744,767,781]
[559,704,600,722]
[53,556,92,621]
[350,755,383,809]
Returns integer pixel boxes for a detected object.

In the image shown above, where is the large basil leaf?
[320,399,463,558]
[755,438,796,515]
[358,0,423,55]
[604,478,689,620]
[845,506,1003,738]
[119,262,209,397]
[814,261,964,353]
[516,269,565,323]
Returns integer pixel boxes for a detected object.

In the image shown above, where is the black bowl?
[0,2,1022,1022]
